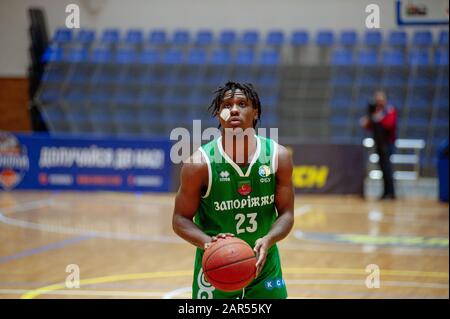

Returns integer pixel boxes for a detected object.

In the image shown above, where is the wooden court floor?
[0,191,448,299]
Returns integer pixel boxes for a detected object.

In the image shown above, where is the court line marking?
[279,242,449,256]
[0,235,90,265]
[0,289,167,298]
[161,279,449,299]
[163,287,192,299]
[0,211,182,242]
[20,267,448,299]
[21,270,192,299]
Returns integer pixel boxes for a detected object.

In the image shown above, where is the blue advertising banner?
[0,132,172,192]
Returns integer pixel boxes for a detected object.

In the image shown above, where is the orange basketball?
[202,237,257,292]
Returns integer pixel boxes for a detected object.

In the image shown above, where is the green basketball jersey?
[194,134,278,249]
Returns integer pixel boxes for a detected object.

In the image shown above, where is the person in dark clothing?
[360,90,398,200]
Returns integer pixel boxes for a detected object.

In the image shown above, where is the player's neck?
[221,131,257,166]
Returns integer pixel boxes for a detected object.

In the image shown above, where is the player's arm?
[172,151,212,249]
[254,144,294,275]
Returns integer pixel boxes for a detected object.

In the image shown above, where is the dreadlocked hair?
[207,81,262,128]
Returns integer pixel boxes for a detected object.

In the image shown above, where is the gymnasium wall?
[0,78,31,132]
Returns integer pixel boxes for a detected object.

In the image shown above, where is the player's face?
[217,89,258,129]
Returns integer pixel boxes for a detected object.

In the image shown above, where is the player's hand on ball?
[204,233,234,250]
[254,236,271,277]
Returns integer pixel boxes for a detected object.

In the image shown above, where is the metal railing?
[363,138,425,180]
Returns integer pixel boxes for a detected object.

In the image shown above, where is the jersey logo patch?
[219,170,230,182]
[258,165,271,183]
[258,165,271,177]
[237,180,252,196]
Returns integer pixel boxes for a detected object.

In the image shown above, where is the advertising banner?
[0,132,172,192]
[288,143,365,195]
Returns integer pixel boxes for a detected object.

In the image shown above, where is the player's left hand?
[254,236,272,277]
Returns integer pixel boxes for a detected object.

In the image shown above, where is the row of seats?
[52,28,449,48]
[43,46,282,65]
[43,45,449,66]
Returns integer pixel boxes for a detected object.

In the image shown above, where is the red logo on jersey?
[237,182,252,196]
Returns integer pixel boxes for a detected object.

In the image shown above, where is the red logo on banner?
[0,169,18,189]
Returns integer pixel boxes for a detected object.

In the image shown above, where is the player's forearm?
[172,214,211,249]
[265,212,294,247]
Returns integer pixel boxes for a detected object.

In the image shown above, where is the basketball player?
[172,82,294,299]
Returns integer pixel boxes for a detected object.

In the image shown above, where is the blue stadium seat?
[139,89,163,106]
[89,90,111,104]
[210,49,232,65]
[115,47,137,64]
[64,88,87,104]
[65,46,88,63]
[125,29,143,44]
[339,30,358,46]
[89,47,113,63]
[405,119,428,139]
[260,93,278,108]
[187,90,210,107]
[412,31,433,47]
[408,49,429,65]
[330,50,354,85]
[316,30,334,47]
[76,29,95,44]
[195,30,213,46]
[382,49,405,65]
[241,31,260,46]
[357,50,378,65]
[162,49,184,64]
[205,50,232,83]
[331,49,353,65]
[101,29,120,44]
[139,49,160,64]
[388,31,407,47]
[235,49,255,65]
[42,45,63,63]
[407,89,432,108]
[219,30,237,46]
[187,48,207,65]
[435,48,449,65]
[291,30,309,46]
[256,50,280,86]
[40,89,60,104]
[233,49,256,82]
[438,30,449,46]
[259,50,280,65]
[364,31,382,47]
[329,116,352,141]
[266,31,284,46]
[330,90,353,108]
[434,90,449,109]
[433,119,449,139]
[149,30,167,45]
[52,28,73,43]
[113,89,136,106]
[172,30,190,46]
[181,49,208,83]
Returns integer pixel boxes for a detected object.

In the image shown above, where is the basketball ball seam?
[203,241,255,270]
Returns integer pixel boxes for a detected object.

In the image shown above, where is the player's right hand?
[204,233,235,250]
